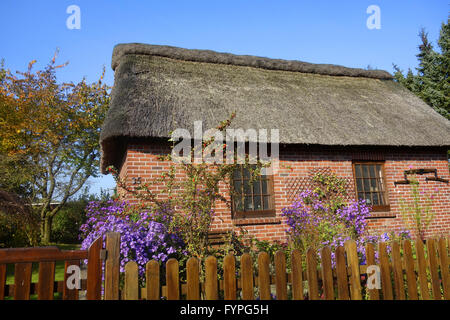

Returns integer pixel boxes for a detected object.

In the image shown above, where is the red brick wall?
[117,141,450,242]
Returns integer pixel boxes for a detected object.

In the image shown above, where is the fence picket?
[37,261,55,300]
[345,240,362,300]
[240,253,254,300]
[0,264,5,300]
[402,240,418,300]
[291,249,303,300]
[63,260,79,300]
[186,257,200,300]
[378,241,393,300]
[365,243,379,300]
[257,252,271,300]
[274,250,288,300]
[415,239,430,300]
[104,232,120,300]
[306,248,319,300]
[205,256,218,300]
[427,238,442,300]
[166,258,179,300]
[13,262,32,300]
[335,246,349,300]
[124,261,139,300]
[146,260,160,300]
[391,241,405,300]
[223,253,236,300]
[320,246,334,300]
[86,236,103,300]
[437,238,450,300]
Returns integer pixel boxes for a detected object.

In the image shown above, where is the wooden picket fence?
[116,235,449,300]
[0,232,449,300]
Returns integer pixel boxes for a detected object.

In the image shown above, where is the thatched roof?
[100,43,450,172]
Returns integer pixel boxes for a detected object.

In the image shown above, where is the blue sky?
[0,1,447,196]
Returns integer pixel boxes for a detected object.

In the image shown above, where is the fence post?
[186,257,200,300]
[437,237,450,300]
[427,238,442,300]
[205,256,218,300]
[240,253,254,300]
[291,249,304,300]
[365,243,379,300]
[86,236,103,300]
[378,241,393,300]
[391,241,405,300]
[104,232,121,300]
[402,240,418,300]
[274,250,287,300]
[223,253,236,300]
[124,261,139,300]
[306,248,319,300]
[320,246,334,300]
[146,260,160,300]
[257,252,271,300]
[166,258,179,300]
[344,240,362,300]
[335,246,349,300]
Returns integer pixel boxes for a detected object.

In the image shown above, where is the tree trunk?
[40,215,53,245]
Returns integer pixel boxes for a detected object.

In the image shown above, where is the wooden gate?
[0,236,103,300]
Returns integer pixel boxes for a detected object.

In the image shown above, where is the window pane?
[262,179,268,194]
[356,179,363,193]
[263,196,270,209]
[364,193,372,205]
[362,165,369,178]
[370,179,378,192]
[243,181,252,195]
[254,195,262,210]
[253,180,261,195]
[358,192,364,200]
[234,180,242,194]
[233,167,242,179]
[243,168,251,179]
[369,165,376,178]
[364,179,370,192]
[355,164,362,178]
[244,197,253,210]
[376,165,382,178]
[234,197,243,211]
[372,192,379,205]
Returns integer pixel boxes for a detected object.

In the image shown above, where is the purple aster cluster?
[79,200,185,278]
[282,190,411,265]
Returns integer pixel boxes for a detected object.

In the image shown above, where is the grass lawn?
[5,243,81,285]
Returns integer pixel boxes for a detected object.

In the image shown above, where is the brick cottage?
[100,43,450,242]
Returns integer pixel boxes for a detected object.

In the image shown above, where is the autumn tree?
[0,53,110,244]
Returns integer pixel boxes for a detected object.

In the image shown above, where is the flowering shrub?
[282,190,371,254]
[79,200,185,281]
[282,187,411,265]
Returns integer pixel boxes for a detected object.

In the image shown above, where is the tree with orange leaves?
[0,52,110,244]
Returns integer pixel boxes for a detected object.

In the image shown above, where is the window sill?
[233,216,281,226]
[367,211,396,219]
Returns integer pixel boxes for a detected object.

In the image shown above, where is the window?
[353,162,389,211]
[232,165,275,217]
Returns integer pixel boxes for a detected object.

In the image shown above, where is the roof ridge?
[111,43,393,80]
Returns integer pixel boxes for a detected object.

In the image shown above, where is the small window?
[232,165,275,217]
[353,162,390,211]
